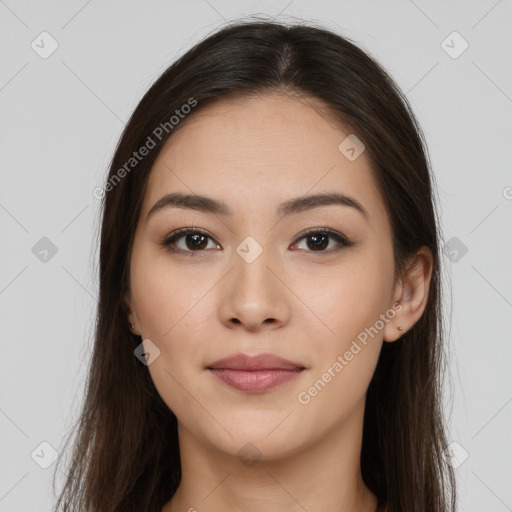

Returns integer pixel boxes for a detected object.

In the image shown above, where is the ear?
[123,288,140,335]
[383,246,433,343]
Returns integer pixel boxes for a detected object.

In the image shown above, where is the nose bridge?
[219,236,289,330]
[232,237,276,301]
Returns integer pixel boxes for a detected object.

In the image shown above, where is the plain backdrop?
[1,1,511,510]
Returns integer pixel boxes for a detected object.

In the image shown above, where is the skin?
[124,93,433,512]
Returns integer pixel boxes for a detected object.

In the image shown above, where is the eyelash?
[159,227,354,256]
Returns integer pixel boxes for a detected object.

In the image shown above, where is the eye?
[160,228,221,255]
[291,228,353,252]
[160,227,354,256]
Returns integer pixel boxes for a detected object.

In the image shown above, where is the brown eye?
[161,227,353,256]
[292,229,353,252]
[161,228,221,254]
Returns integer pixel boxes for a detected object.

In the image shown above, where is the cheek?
[293,270,387,418]
[130,251,214,391]
[131,251,209,340]
[132,262,209,417]
[294,249,393,403]
[302,259,392,343]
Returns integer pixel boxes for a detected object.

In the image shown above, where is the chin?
[211,433,304,464]
[189,412,314,463]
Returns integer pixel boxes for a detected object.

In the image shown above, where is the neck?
[164,398,378,512]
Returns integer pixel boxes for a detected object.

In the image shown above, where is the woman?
[53,20,457,512]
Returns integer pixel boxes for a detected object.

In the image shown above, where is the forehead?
[141,93,389,231]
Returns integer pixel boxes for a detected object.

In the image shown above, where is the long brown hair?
[52,19,457,512]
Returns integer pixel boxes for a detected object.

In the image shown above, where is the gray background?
[1,1,511,510]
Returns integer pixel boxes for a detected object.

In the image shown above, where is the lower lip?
[208,368,304,392]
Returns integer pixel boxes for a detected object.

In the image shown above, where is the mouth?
[206,353,306,393]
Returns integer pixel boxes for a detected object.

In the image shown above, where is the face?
[126,93,399,460]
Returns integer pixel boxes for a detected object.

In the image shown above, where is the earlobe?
[123,289,139,335]
[383,301,407,343]
[383,246,433,343]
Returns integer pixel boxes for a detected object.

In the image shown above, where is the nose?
[217,249,291,332]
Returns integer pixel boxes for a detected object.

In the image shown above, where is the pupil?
[308,234,328,251]
[183,233,329,251]
[187,234,207,250]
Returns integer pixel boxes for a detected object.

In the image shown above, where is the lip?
[207,353,306,393]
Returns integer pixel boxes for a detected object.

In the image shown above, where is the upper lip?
[207,353,305,371]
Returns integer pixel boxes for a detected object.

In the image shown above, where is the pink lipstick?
[207,353,305,393]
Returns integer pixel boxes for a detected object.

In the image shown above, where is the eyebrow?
[146,191,368,222]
